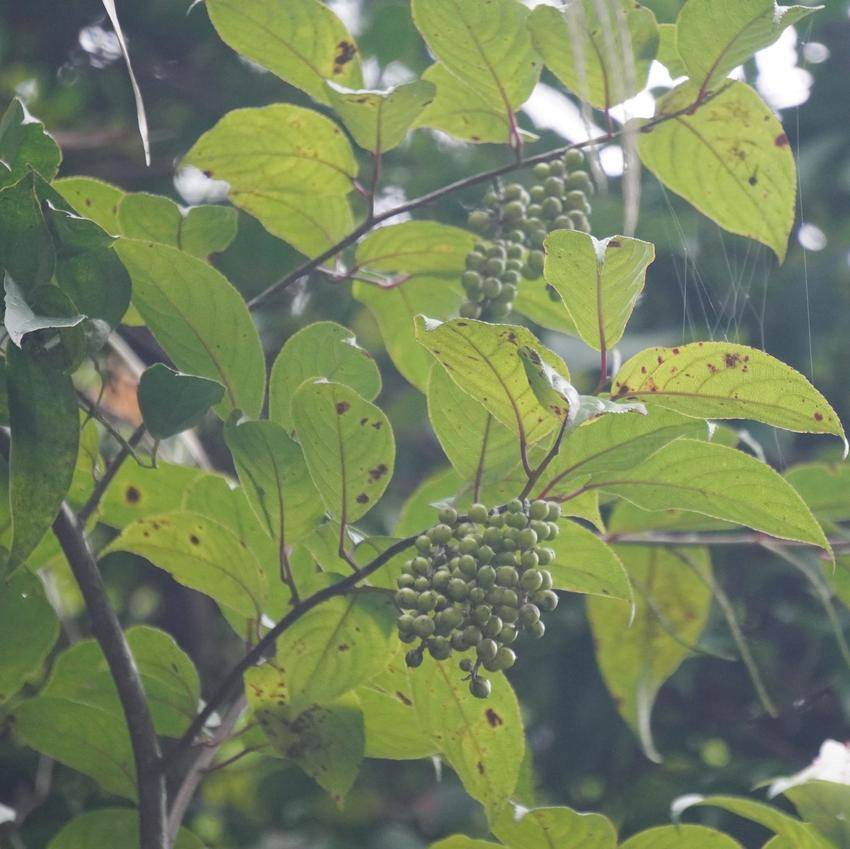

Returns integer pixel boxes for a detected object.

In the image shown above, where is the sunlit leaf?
[292,380,395,523]
[529,1,659,110]
[490,804,618,849]
[620,824,744,848]
[268,321,381,432]
[638,81,796,261]
[544,230,655,352]
[53,176,125,233]
[612,342,845,444]
[784,780,850,848]
[326,79,436,152]
[115,240,265,418]
[784,464,850,526]
[205,0,363,104]
[677,0,820,91]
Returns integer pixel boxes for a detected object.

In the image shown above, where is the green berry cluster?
[461,148,593,320]
[395,498,562,699]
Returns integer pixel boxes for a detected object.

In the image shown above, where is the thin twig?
[519,415,570,501]
[166,696,246,845]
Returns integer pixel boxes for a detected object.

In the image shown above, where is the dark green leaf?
[0,172,55,288]
[137,364,225,439]
[0,98,61,190]
[490,804,618,849]
[48,809,205,849]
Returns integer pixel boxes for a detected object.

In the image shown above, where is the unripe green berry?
[565,149,585,168]
[468,210,492,233]
[501,588,519,608]
[477,564,497,588]
[534,590,559,612]
[458,536,478,555]
[413,577,430,592]
[526,250,545,276]
[504,182,524,200]
[413,615,435,637]
[468,503,489,523]
[439,506,458,526]
[460,300,481,317]
[451,631,468,651]
[483,190,500,207]
[397,613,416,633]
[507,229,525,244]
[540,570,554,591]
[503,200,526,222]
[521,569,544,592]
[486,243,506,259]
[566,170,593,192]
[546,522,560,539]
[406,648,424,668]
[526,203,543,219]
[416,535,432,553]
[501,269,521,286]
[418,591,438,612]
[430,524,454,544]
[469,587,486,605]
[499,623,518,644]
[528,619,546,639]
[462,270,482,290]
[530,500,549,520]
[463,625,483,646]
[553,215,574,230]
[529,229,547,249]
[466,250,486,271]
[483,277,502,298]
[485,256,506,275]
[568,211,591,232]
[537,547,555,566]
[459,657,474,672]
[498,605,519,623]
[533,162,551,179]
[548,159,566,177]
[544,176,565,196]
[565,190,587,211]
[472,604,492,625]
[483,615,503,637]
[447,578,468,601]
[519,602,541,626]
[521,550,539,570]
[478,545,495,564]
[494,565,517,587]
[397,573,415,590]
[518,528,538,548]
[396,588,418,608]
[546,502,562,520]
[542,196,563,218]
[429,637,452,660]
[477,638,498,662]
[495,646,517,670]
[470,677,492,699]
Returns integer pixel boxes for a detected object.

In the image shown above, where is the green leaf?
[414,63,538,145]
[355,220,476,276]
[587,546,713,761]
[292,380,395,524]
[52,176,125,233]
[205,0,363,104]
[518,345,581,423]
[657,23,688,78]
[681,796,835,848]
[428,363,522,497]
[490,804,618,849]
[528,1,660,111]
[0,571,59,703]
[592,439,831,551]
[612,342,846,445]
[276,574,396,710]
[48,809,205,849]
[6,344,79,572]
[549,521,632,602]
[99,461,204,529]
[117,192,237,259]
[268,321,381,432]
[429,839,503,849]
[784,464,850,525]
[184,104,356,256]
[245,664,364,806]
[639,81,796,261]
[677,0,821,91]
[137,364,224,440]
[0,173,55,288]
[356,652,436,760]
[544,231,656,352]
[410,654,524,809]
[784,781,850,848]
[513,276,578,336]
[114,240,265,418]
[14,697,136,799]
[395,466,464,537]
[55,248,131,332]
[0,98,61,190]
[412,0,540,118]
[620,824,744,848]
[104,512,266,620]
[353,275,464,391]
[414,317,568,445]
[326,79,436,152]
[3,275,85,349]
[224,418,325,553]
[533,407,706,499]
[41,626,200,738]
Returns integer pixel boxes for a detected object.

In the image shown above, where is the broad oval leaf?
[224,417,325,551]
[513,276,579,336]
[533,407,707,500]
[612,342,845,445]
[544,230,656,352]
[638,81,796,261]
[428,363,523,498]
[138,364,224,439]
[549,520,632,602]
[246,665,364,807]
[7,344,79,572]
[414,63,538,145]
[53,176,124,234]
[184,104,356,256]
[620,824,744,848]
[410,654,525,809]
[268,321,381,432]
[411,0,541,115]
[114,240,265,418]
[529,1,660,111]
[353,275,464,391]
[206,0,363,104]
[355,220,476,276]
[48,809,204,849]
[0,173,55,289]
[0,571,59,703]
[784,781,850,848]
[592,439,830,551]
[490,804,618,849]
[41,625,200,738]
[677,0,821,92]
[784,463,850,526]
[587,546,713,762]
[429,838,503,849]
[14,697,136,800]
[356,652,436,761]
[104,511,266,620]
[414,316,569,445]
[276,575,396,711]
[325,79,436,152]
[292,380,395,523]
